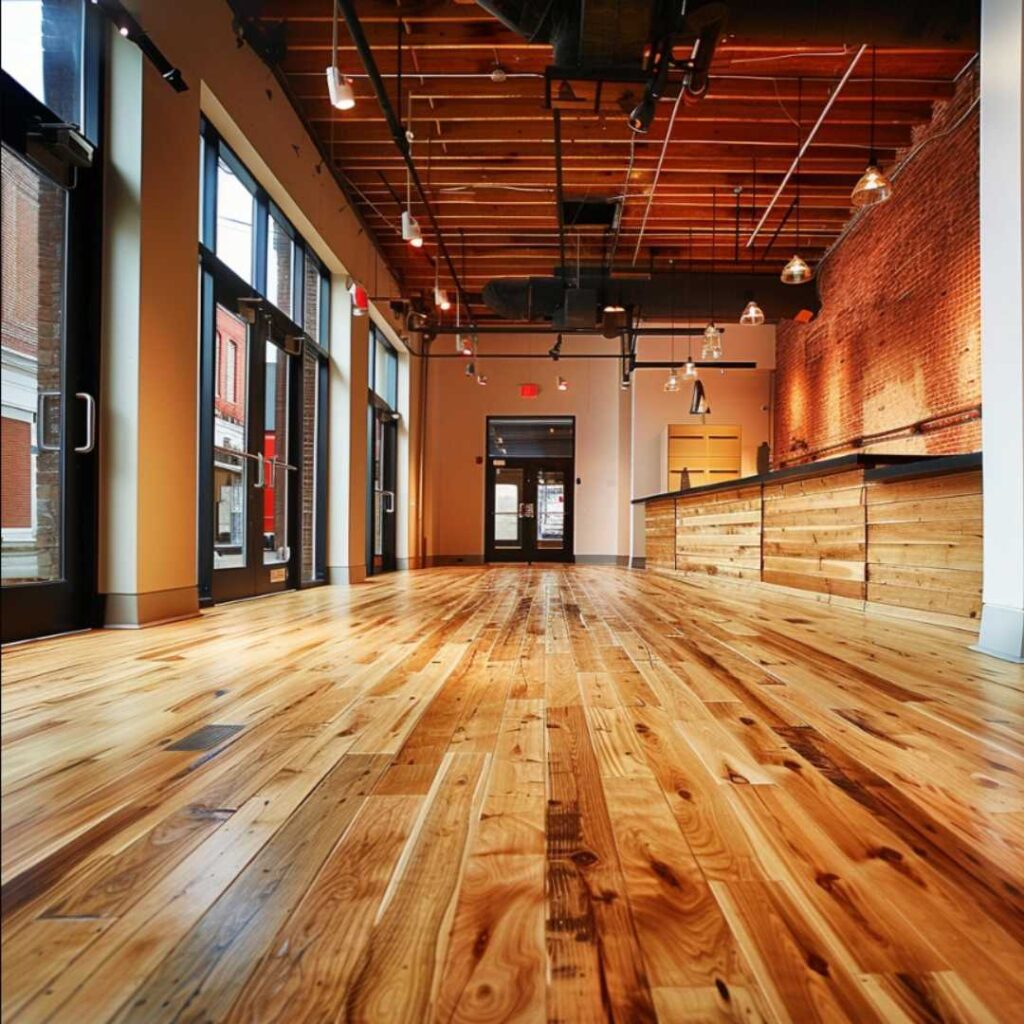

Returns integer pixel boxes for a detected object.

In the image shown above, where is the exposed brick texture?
[773,69,981,466]
[1,418,32,528]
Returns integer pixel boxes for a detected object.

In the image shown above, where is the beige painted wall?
[423,335,628,562]
[100,4,411,619]
[422,325,776,566]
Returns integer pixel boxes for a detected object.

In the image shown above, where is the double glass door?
[485,458,574,563]
[206,299,297,602]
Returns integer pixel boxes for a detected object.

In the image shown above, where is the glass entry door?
[368,402,397,574]
[485,459,574,563]
[1,11,102,642]
[206,299,297,602]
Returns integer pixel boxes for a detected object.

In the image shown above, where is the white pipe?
[745,43,867,248]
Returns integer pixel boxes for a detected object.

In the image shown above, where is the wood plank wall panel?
[762,469,867,600]
[674,485,762,580]
[866,469,983,623]
[645,498,676,572]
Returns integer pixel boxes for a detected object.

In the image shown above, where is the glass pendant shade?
[739,299,765,326]
[689,378,711,415]
[701,323,723,360]
[780,253,814,285]
[851,164,893,208]
[683,358,698,379]
[664,369,680,393]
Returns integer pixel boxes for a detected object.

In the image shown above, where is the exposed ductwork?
[482,271,821,325]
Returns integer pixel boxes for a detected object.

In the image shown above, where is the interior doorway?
[366,328,399,575]
[484,417,575,564]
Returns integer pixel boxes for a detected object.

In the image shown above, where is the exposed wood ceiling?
[247,0,975,320]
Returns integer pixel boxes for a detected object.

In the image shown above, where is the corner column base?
[972,603,1024,663]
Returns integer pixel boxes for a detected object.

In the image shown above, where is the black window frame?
[197,118,329,598]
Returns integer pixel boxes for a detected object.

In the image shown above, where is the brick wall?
[773,69,981,466]
[1,418,32,528]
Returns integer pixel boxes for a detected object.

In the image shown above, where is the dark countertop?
[631,452,982,505]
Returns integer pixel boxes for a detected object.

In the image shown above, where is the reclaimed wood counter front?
[635,453,983,629]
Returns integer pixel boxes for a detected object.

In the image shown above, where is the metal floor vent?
[165,724,243,751]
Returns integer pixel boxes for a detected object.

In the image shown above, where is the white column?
[976,0,1024,661]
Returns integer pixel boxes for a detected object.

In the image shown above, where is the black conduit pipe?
[336,0,475,323]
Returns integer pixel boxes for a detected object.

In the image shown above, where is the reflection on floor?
[2,566,1023,1022]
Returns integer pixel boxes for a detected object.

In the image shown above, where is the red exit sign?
[519,382,539,398]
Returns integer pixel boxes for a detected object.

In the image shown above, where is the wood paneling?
[674,484,761,580]
[645,497,676,571]
[763,469,867,600]
[866,469,983,624]
[645,463,984,629]
[2,565,1022,1022]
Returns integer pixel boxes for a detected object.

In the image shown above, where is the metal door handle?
[254,453,266,489]
[74,392,95,453]
[36,391,61,451]
[382,490,395,513]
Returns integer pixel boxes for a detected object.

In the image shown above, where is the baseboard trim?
[575,554,631,567]
[103,586,199,628]
[423,554,486,567]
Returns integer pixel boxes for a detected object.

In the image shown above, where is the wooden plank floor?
[2,565,1023,1023]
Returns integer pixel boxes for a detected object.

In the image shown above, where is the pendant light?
[665,258,681,392]
[739,161,765,324]
[683,357,698,379]
[689,378,711,415]
[664,368,680,393]
[402,125,422,247]
[851,47,894,208]
[740,300,764,326]
[781,78,814,285]
[325,2,355,110]
[556,375,569,391]
[703,189,723,358]
[681,232,699,381]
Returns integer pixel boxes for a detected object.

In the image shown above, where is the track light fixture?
[851,47,893,208]
[476,373,488,386]
[689,378,711,415]
[556,375,568,391]
[326,1,355,110]
[628,91,656,134]
[434,286,451,311]
[549,335,563,361]
[465,361,475,377]
[401,209,423,248]
[326,66,355,110]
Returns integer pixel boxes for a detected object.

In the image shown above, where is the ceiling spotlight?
[739,299,764,326]
[683,358,698,379]
[325,66,355,110]
[628,92,655,134]
[118,23,130,37]
[434,287,451,311]
[702,323,723,360]
[556,375,568,391]
[664,368,680,393]
[465,361,475,377]
[780,253,814,285]
[689,378,711,415]
[401,209,423,248]
[350,282,369,316]
[490,63,507,83]
[851,164,893,208]
[476,373,488,386]
[620,378,631,390]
